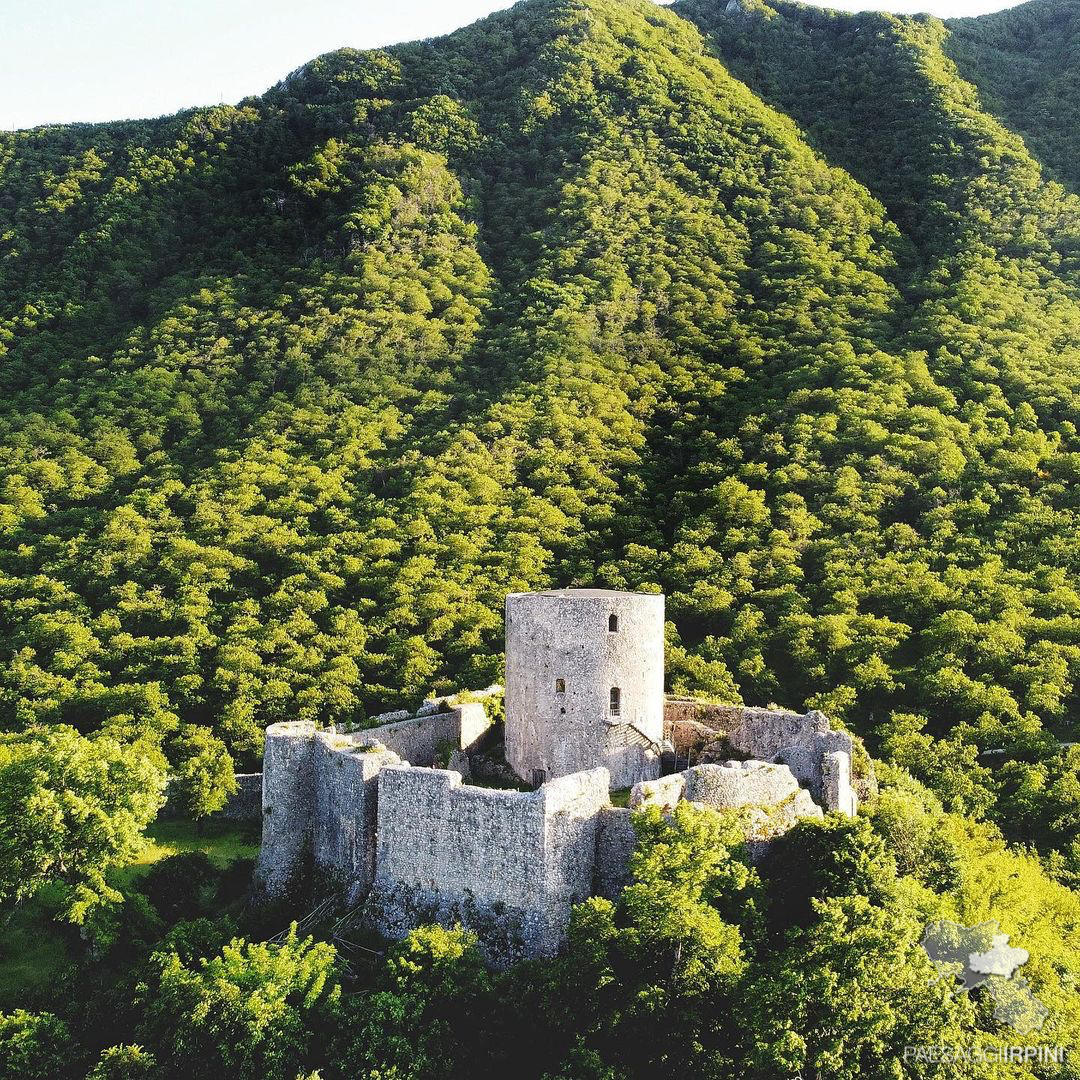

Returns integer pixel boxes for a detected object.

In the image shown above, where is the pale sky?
[2,0,1020,131]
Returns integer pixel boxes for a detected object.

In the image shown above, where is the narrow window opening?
[608,612,619,632]
[555,678,565,694]
[609,687,621,717]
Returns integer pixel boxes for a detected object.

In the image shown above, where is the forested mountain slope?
[946,0,1080,194]
[1,0,1078,867]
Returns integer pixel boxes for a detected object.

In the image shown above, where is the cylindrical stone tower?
[505,589,665,790]
[253,721,316,899]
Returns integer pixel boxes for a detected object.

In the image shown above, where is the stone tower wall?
[254,721,317,898]
[312,732,400,898]
[505,590,665,788]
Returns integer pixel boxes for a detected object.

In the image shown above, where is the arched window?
[609,612,619,632]
[555,678,565,694]
[609,687,621,717]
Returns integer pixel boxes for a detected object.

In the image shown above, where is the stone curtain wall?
[369,765,609,960]
[374,766,547,910]
[255,702,491,900]
[254,708,616,957]
[368,766,552,958]
[218,773,263,821]
[361,703,489,767]
[252,691,866,957]
[313,733,401,897]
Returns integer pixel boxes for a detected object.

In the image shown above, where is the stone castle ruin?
[254,589,868,961]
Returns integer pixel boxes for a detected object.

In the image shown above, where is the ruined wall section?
[506,590,664,789]
[313,732,401,898]
[823,750,858,817]
[540,769,611,942]
[663,701,860,814]
[359,703,489,766]
[727,709,851,802]
[219,773,263,822]
[633,761,822,827]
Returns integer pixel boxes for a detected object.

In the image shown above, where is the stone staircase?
[605,720,659,752]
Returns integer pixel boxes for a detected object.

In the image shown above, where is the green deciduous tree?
[0,1010,76,1080]
[137,926,340,1080]
[737,897,992,1080]
[518,803,755,1080]
[87,1045,157,1080]
[166,725,238,820]
[336,924,492,1080]
[0,726,165,920]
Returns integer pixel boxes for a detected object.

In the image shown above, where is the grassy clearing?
[0,818,259,1008]
[114,818,261,887]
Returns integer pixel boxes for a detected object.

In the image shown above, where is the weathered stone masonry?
[256,721,318,899]
[254,702,487,901]
[369,765,609,959]
[663,699,861,813]
[254,589,870,960]
[506,589,665,789]
[313,733,400,899]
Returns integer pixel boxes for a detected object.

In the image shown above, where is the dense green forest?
[1,0,1079,1073]
[946,0,1080,195]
